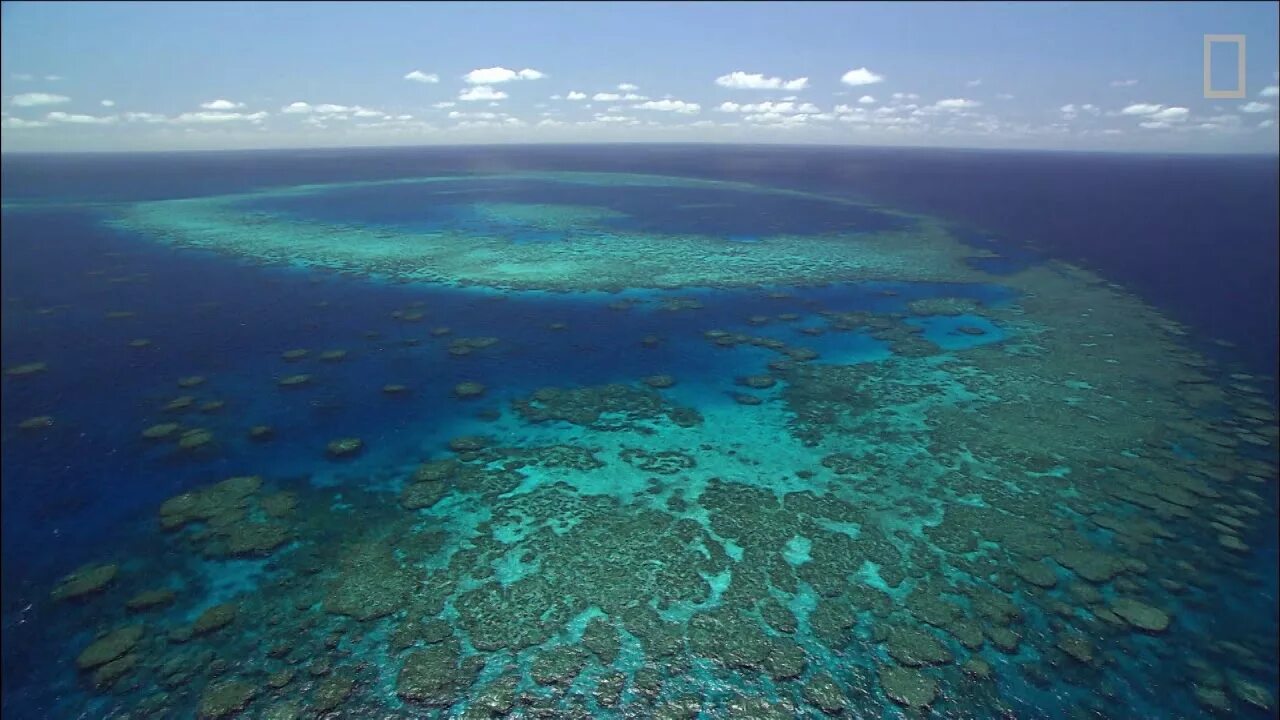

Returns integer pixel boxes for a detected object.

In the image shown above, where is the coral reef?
[51,564,118,602]
[6,361,48,376]
[512,383,703,430]
[325,437,364,459]
[109,172,988,292]
[248,425,275,441]
[452,382,486,399]
[19,415,54,430]
[76,625,143,670]
[15,175,1279,720]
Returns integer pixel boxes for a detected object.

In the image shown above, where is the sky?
[1,1,1278,154]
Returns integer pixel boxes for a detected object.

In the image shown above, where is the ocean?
[1,144,1276,718]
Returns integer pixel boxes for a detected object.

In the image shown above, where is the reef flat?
[107,172,986,291]
[1,170,1276,720]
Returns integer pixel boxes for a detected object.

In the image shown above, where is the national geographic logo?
[1203,34,1246,99]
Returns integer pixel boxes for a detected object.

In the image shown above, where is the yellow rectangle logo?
[1203,34,1246,99]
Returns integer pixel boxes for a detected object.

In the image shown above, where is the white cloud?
[123,112,166,123]
[840,67,885,86]
[617,83,639,91]
[432,101,457,109]
[858,95,876,105]
[714,71,809,90]
[593,114,635,124]
[11,92,70,107]
[995,93,1015,100]
[2,116,49,128]
[1241,101,1273,113]
[717,100,819,114]
[566,91,587,101]
[46,111,116,124]
[588,92,646,103]
[966,79,983,87]
[463,67,544,84]
[451,115,525,129]
[200,99,244,110]
[1118,103,1187,124]
[634,99,700,114]
[1205,114,1242,126]
[1260,119,1276,128]
[1121,103,1164,116]
[352,107,383,118]
[281,102,313,114]
[876,115,923,127]
[1150,106,1188,121]
[174,110,268,124]
[743,111,819,128]
[1060,103,1100,118]
[1260,86,1279,98]
[449,111,503,120]
[1110,79,1139,87]
[101,99,115,107]
[1192,117,1235,132]
[459,86,508,102]
[890,92,919,101]
[404,70,440,83]
[11,73,34,81]
[314,104,351,114]
[931,98,981,111]
[464,67,514,84]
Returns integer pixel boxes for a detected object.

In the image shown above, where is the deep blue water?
[2,145,1276,718]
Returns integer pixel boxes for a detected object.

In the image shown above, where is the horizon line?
[3,139,1278,160]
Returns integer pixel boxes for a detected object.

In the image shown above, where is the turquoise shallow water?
[1,162,1277,719]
